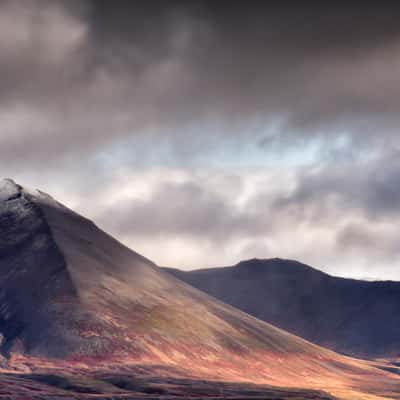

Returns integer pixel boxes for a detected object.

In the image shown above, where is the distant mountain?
[0,179,399,399]
[165,258,400,359]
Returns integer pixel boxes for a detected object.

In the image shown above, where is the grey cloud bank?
[1,0,400,279]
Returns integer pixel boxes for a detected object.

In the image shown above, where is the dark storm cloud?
[2,0,400,167]
[88,1,400,136]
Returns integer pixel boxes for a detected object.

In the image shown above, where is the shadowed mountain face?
[165,258,400,359]
[0,179,400,399]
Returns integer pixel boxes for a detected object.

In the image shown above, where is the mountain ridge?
[168,257,399,283]
[165,258,400,359]
[0,179,333,363]
[0,178,400,399]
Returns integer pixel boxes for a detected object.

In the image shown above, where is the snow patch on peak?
[0,179,21,202]
[24,188,80,219]
[0,178,77,218]
[23,186,59,207]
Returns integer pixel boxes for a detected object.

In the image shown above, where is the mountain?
[0,179,399,399]
[165,258,400,359]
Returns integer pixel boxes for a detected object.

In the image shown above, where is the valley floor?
[0,359,399,400]
[0,370,336,400]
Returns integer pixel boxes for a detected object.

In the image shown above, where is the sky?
[2,0,400,280]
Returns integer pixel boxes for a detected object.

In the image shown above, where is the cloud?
[336,222,400,261]
[271,151,400,222]
[2,1,400,279]
[0,0,88,103]
[97,179,261,240]
[2,0,400,168]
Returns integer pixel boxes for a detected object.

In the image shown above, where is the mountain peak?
[0,178,21,201]
[0,177,17,186]
[0,178,77,220]
[0,182,399,399]
[0,181,318,363]
[233,258,329,279]
[236,257,306,268]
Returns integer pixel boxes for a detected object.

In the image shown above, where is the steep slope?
[165,258,400,359]
[0,179,399,400]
